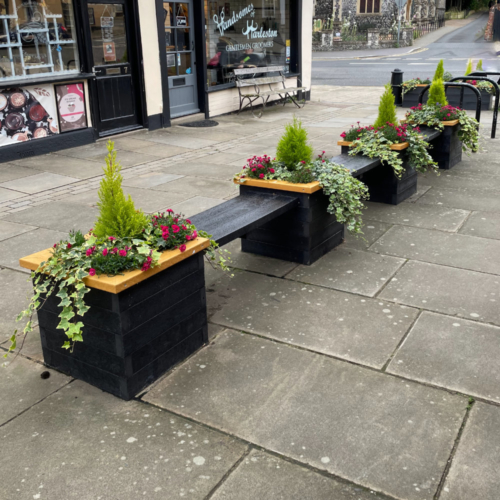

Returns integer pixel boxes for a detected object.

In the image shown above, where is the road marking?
[403,58,422,60]
[450,58,468,60]
[408,63,435,65]
[349,63,396,65]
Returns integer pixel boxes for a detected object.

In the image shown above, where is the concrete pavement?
[1,87,500,499]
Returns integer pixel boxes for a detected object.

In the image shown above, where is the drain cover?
[179,120,219,128]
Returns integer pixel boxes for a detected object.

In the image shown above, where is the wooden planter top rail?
[19,238,211,294]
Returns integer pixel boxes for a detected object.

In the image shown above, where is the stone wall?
[485,4,500,41]
[313,27,413,51]
[315,0,334,18]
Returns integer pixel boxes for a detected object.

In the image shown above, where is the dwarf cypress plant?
[465,59,473,76]
[276,117,313,170]
[93,141,149,239]
[476,59,483,71]
[373,83,398,129]
[427,78,448,107]
[433,60,444,82]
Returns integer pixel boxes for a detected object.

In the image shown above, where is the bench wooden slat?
[233,66,284,76]
[330,154,381,177]
[190,193,299,246]
[237,76,284,87]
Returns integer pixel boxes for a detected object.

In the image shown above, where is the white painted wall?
[301,0,313,90]
[137,0,163,118]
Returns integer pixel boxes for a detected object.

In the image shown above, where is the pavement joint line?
[138,398,401,500]
[381,309,424,372]
[206,321,500,409]
[0,377,75,430]
[432,399,475,500]
[203,446,253,500]
[454,209,474,233]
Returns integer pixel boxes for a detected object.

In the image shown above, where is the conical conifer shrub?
[433,60,444,82]
[427,78,448,107]
[476,59,483,71]
[373,83,398,129]
[465,59,473,76]
[276,117,313,170]
[93,141,149,238]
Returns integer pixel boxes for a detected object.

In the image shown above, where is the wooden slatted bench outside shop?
[19,124,458,401]
[234,66,307,117]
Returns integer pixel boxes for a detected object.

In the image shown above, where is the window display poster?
[103,41,117,62]
[0,85,59,148]
[55,83,87,133]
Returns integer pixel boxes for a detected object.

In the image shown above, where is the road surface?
[312,13,499,86]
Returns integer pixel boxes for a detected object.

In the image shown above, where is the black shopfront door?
[86,0,143,135]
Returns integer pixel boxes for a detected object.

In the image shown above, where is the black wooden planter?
[37,253,207,400]
[403,86,492,110]
[239,184,344,265]
[427,123,462,170]
[341,145,416,205]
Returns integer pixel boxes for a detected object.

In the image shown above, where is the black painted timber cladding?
[37,253,207,400]
[427,123,462,170]
[239,185,344,265]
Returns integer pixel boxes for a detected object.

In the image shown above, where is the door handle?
[191,40,194,51]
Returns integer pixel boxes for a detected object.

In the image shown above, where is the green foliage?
[401,77,431,96]
[476,59,483,71]
[465,59,473,76]
[93,141,149,239]
[373,84,398,129]
[427,78,448,107]
[276,117,313,169]
[405,104,479,153]
[443,71,453,82]
[433,60,444,82]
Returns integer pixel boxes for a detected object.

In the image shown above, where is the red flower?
[186,219,191,224]
[102,248,108,256]
[186,235,191,240]
[269,168,275,173]
[111,247,118,254]
[85,247,94,257]
[67,243,72,249]
[167,209,174,213]
[162,232,169,240]
[108,236,115,241]
[259,173,265,179]
[181,225,187,230]
[119,249,127,257]
[172,225,180,233]
[179,244,186,252]
[89,268,96,276]
[192,230,197,239]
[53,243,57,248]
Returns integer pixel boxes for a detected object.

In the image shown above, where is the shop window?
[204,0,291,87]
[0,0,80,80]
[359,0,380,14]
[164,2,193,77]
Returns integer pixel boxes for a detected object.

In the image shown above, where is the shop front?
[0,0,311,162]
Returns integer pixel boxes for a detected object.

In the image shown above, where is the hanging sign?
[100,16,114,28]
[176,16,186,26]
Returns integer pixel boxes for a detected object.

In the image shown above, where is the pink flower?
[186,219,191,224]
[111,247,118,254]
[108,236,115,241]
[172,225,180,233]
[269,168,275,173]
[67,243,72,249]
[259,173,265,179]
[167,209,174,213]
[53,243,57,248]
[192,230,198,239]
[179,244,186,252]
[181,225,187,230]
[89,268,96,276]
[119,249,127,257]
[86,247,93,257]
[162,232,169,240]
[102,248,108,256]
[301,161,306,164]
[186,235,191,240]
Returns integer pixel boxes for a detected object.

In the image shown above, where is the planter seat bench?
[235,66,307,117]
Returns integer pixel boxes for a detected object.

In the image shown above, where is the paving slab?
[0,268,36,342]
[0,219,37,241]
[122,171,183,189]
[211,449,386,500]
[343,221,392,250]
[3,201,98,234]
[222,239,299,277]
[54,142,110,159]
[0,172,79,194]
[458,210,500,240]
[132,143,193,158]
[453,160,500,177]
[288,247,405,297]
[0,355,70,426]
[0,187,25,203]
[170,196,225,217]
[122,187,191,213]
[90,150,163,167]
[208,272,418,368]
[2,326,44,362]
[441,403,500,500]
[379,261,500,326]
[152,176,239,199]
[388,312,500,402]
[145,330,466,500]
[0,165,39,183]
[192,152,248,165]
[0,228,68,272]
[370,226,500,275]
[0,381,247,500]
[162,162,237,180]
[416,171,499,192]
[363,201,469,232]
[14,155,107,179]
[417,186,500,213]
[143,132,218,149]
